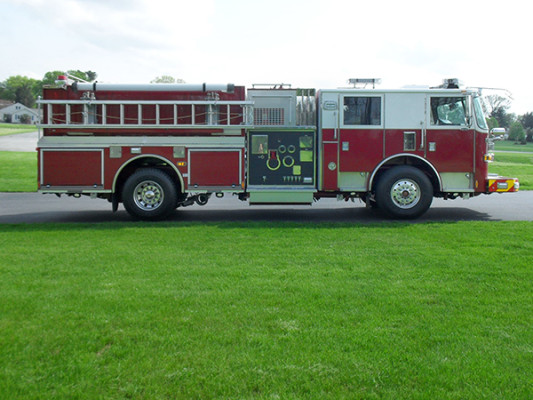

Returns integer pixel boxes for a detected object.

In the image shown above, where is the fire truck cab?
[36,78,518,220]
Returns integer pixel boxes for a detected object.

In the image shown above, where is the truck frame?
[36,78,518,220]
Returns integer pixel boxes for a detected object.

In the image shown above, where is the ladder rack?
[37,99,254,129]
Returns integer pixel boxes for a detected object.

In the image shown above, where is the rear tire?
[375,166,433,219]
[122,168,177,220]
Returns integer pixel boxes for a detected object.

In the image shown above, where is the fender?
[368,153,442,191]
[112,154,185,193]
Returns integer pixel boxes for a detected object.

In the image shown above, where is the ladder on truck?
[37,98,255,131]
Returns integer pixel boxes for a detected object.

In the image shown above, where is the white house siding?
[0,103,41,123]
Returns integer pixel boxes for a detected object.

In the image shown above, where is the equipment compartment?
[248,130,316,187]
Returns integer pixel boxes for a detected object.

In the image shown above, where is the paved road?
[0,191,531,224]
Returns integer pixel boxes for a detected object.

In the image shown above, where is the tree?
[487,116,499,131]
[1,70,99,109]
[508,121,526,143]
[491,107,514,129]
[16,85,36,108]
[484,95,511,114]
[0,75,40,108]
[520,112,533,129]
[151,75,185,84]
[484,94,513,128]
[0,82,7,101]
[41,70,66,87]
[520,112,533,142]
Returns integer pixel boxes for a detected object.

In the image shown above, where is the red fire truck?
[36,77,518,220]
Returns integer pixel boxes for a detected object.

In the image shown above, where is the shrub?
[18,114,32,124]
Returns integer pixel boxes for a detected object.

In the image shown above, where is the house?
[0,102,41,123]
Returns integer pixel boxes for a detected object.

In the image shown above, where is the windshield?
[473,96,488,130]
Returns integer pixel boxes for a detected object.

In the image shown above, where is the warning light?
[55,75,69,87]
[484,153,494,163]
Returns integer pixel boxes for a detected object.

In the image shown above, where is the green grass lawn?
[490,151,533,190]
[494,140,533,152]
[0,123,38,136]
[0,152,37,192]
[0,221,531,399]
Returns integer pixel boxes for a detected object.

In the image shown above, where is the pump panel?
[248,130,316,187]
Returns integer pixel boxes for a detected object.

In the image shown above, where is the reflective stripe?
[488,178,519,192]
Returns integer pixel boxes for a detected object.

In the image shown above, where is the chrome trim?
[111,155,184,193]
[38,189,112,194]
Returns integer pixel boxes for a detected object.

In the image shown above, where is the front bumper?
[487,175,520,192]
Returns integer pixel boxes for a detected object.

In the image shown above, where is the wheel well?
[113,156,184,201]
[369,155,441,194]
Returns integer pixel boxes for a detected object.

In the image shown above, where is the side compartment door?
[188,149,243,189]
[40,149,104,189]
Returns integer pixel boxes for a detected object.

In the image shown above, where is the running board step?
[249,191,314,205]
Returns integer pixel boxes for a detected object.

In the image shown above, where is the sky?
[1,0,531,114]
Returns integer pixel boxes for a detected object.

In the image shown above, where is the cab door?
[425,95,475,191]
[383,92,426,159]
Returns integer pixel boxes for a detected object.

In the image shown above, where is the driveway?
[0,130,39,152]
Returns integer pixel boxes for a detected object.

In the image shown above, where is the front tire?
[375,166,433,219]
[122,168,177,220]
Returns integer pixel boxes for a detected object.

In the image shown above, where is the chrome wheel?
[390,179,421,209]
[133,180,164,211]
[122,168,178,220]
[375,166,433,219]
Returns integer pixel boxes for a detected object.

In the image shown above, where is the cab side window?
[343,97,381,126]
[430,97,466,126]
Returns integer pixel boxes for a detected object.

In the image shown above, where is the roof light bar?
[348,78,381,88]
[441,78,461,89]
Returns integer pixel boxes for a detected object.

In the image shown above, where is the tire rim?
[390,179,421,209]
[133,180,164,211]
